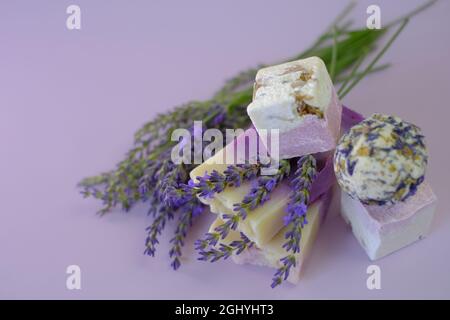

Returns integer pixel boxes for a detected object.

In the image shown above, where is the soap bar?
[247,57,342,159]
[190,108,356,247]
[191,149,335,247]
[209,191,332,284]
[208,184,291,247]
[189,128,287,246]
[341,182,437,260]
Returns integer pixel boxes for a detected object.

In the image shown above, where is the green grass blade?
[339,18,409,99]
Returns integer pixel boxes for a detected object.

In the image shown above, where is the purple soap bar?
[335,113,436,260]
[341,182,437,260]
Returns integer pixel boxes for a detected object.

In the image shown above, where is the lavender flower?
[144,206,174,257]
[142,161,194,262]
[196,232,254,262]
[196,160,291,260]
[230,160,291,233]
[271,255,296,288]
[194,163,260,199]
[79,95,253,267]
[271,155,317,288]
[212,111,226,126]
[169,200,204,270]
[145,162,256,269]
[223,164,260,187]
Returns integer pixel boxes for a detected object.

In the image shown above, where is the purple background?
[1,0,449,299]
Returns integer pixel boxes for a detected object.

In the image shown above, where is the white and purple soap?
[247,56,342,159]
[334,113,437,260]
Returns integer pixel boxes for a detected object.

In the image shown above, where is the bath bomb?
[334,113,427,205]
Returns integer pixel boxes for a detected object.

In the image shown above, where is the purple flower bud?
[212,112,225,126]
[265,178,276,191]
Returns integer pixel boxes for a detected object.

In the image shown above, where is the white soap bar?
[340,182,437,260]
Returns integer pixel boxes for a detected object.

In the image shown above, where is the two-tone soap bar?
[247,56,342,159]
[334,113,437,260]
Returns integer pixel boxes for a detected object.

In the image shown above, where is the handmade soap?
[247,57,342,159]
[191,151,335,247]
[341,182,437,260]
[209,191,332,284]
[335,113,437,260]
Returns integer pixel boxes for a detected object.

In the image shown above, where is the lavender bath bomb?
[334,113,427,205]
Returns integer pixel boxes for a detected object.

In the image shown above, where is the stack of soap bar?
[190,128,290,246]
[190,107,366,282]
[335,113,437,260]
[209,191,332,284]
[247,56,342,159]
[190,133,335,247]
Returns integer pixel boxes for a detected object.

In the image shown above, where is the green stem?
[298,1,356,58]
[336,63,390,84]
[339,19,409,99]
[330,26,338,81]
[385,0,438,28]
[337,49,369,94]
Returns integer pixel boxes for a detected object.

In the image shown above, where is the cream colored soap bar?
[190,134,290,247]
[208,185,291,247]
[208,192,331,284]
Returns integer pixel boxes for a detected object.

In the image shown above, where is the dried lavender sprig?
[271,155,317,288]
[271,255,296,289]
[229,160,291,231]
[194,163,260,199]
[144,206,174,257]
[169,196,205,270]
[144,161,188,257]
[160,163,258,268]
[197,160,291,259]
[79,102,250,216]
[196,232,254,262]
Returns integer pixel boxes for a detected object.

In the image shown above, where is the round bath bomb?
[334,113,427,205]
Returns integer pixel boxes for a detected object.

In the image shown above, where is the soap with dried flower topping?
[247,56,342,159]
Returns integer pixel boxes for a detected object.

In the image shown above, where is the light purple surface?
[1,0,449,299]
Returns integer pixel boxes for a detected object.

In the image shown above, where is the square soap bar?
[209,191,332,284]
[341,182,437,260]
[247,57,342,159]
